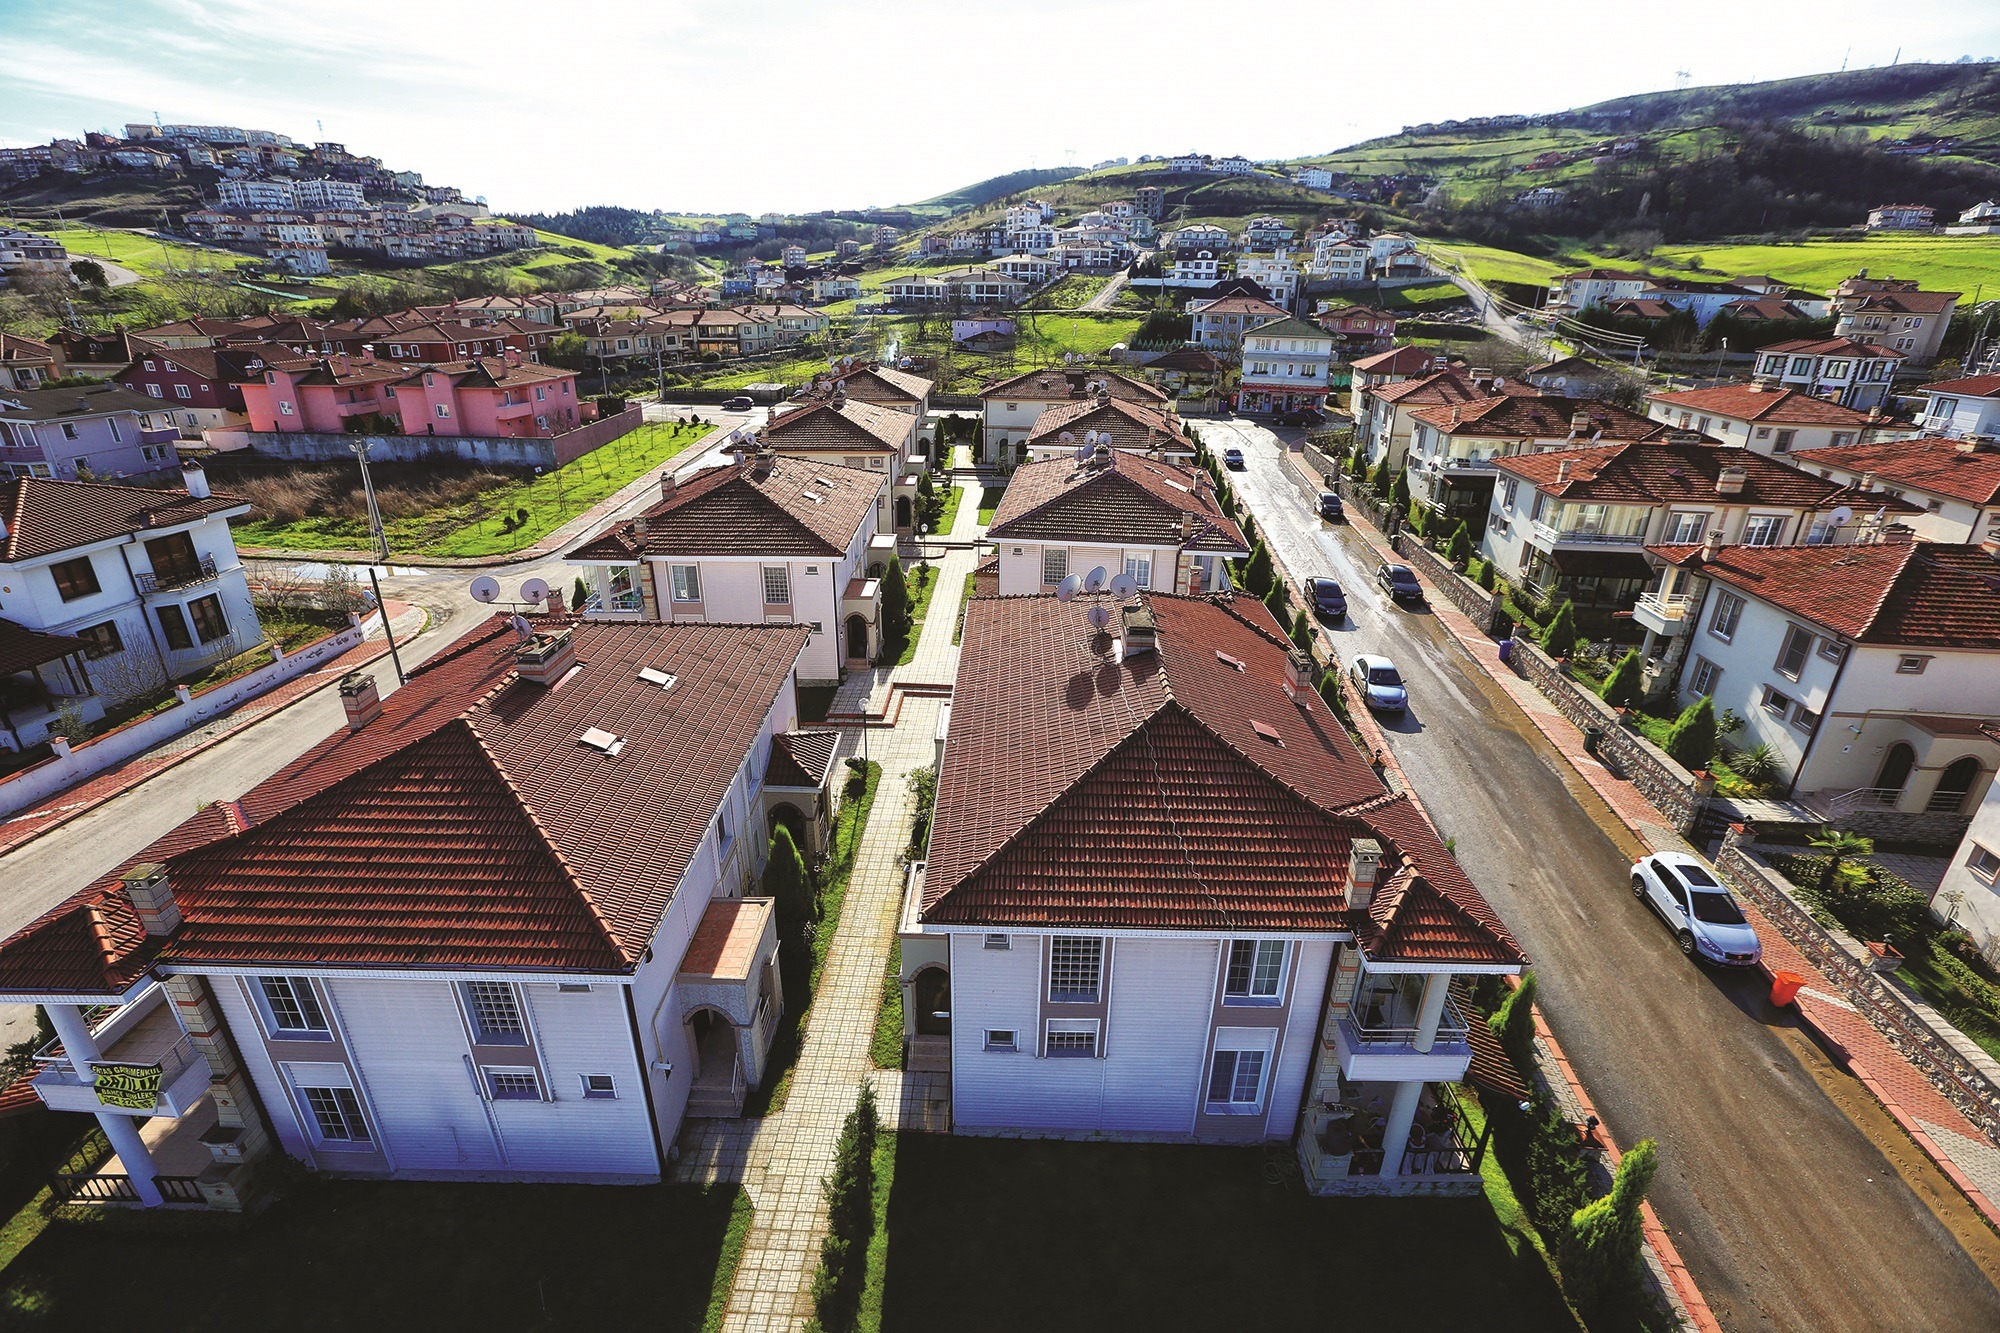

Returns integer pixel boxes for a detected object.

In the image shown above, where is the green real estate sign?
[92,1063,164,1111]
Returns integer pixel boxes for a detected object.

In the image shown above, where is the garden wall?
[1813,806,1976,846]
[1511,638,1711,835]
[224,407,641,470]
[1393,534,1505,636]
[0,615,373,819]
[1716,828,2000,1140]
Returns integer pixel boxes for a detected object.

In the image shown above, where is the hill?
[914,167,1083,213]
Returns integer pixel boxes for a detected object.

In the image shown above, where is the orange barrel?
[1769,971,1807,1007]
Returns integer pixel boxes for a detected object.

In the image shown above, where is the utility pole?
[350,438,390,562]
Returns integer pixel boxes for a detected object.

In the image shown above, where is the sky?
[4,0,2000,217]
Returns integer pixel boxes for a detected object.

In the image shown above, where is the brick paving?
[0,601,426,856]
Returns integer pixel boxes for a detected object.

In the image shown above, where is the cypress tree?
[1665,695,1717,770]
[1446,520,1473,566]
[1538,599,1578,658]
[1242,541,1276,597]
[1560,1138,1661,1314]
[1289,606,1314,651]
[1600,649,1644,709]
[881,555,911,646]
[762,824,813,958]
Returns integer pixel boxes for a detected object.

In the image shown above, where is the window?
[1123,553,1152,589]
[49,556,101,602]
[1689,657,1721,696]
[1206,1047,1268,1110]
[670,565,701,602]
[74,620,123,660]
[462,981,527,1044]
[258,976,330,1037]
[174,384,191,400]
[984,1030,1018,1052]
[574,1070,613,1098]
[301,1085,370,1143]
[1830,432,1855,448]
[1041,546,1068,586]
[1772,430,1796,453]
[279,400,295,416]
[1503,478,1519,508]
[62,423,79,440]
[155,603,193,651]
[145,383,163,398]
[1709,592,1744,641]
[1760,685,1793,716]
[1775,625,1813,680]
[761,566,791,604]
[1742,515,1785,546]
[1665,511,1707,543]
[1897,655,1930,675]
[434,404,451,419]
[188,593,230,643]
[982,933,1011,951]
[1048,936,1103,1003]
[1790,702,1821,732]
[1224,940,1285,1002]
[1818,639,1846,664]
[1044,1020,1098,1057]
[1969,843,2000,881]
[484,1069,541,1100]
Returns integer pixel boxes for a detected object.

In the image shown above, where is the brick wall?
[228,407,640,470]
[1395,535,1504,636]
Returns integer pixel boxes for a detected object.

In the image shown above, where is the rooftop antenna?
[507,614,534,639]
[1054,573,1084,602]
[1086,603,1113,631]
[519,577,552,606]
[1083,565,1110,594]
[469,576,501,604]
[1109,572,1140,601]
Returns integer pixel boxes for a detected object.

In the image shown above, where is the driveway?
[1202,414,2000,1332]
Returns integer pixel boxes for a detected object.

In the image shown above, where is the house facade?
[0,384,184,482]
[1751,337,1903,409]
[1912,373,2000,440]
[1645,384,1890,457]
[760,393,919,533]
[1234,317,1333,415]
[0,332,60,391]
[1187,295,1289,356]
[978,368,1168,466]
[115,342,260,436]
[1794,436,2000,544]
[1933,780,2000,952]
[1354,367,1524,475]
[1021,392,1195,463]
[1829,275,1960,363]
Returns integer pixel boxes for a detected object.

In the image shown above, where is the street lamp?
[1714,336,1729,383]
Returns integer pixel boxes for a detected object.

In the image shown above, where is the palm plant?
[1808,827,1875,897]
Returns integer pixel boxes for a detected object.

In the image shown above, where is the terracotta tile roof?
[1757,336,1903,360]
[763,398,912,452]
[921,593,1522,963]
[979,367,1166,405]
[570,456,879,561]
[0,617,814,985]
[1604,299,1679,319]
[424,358,578,389]
[1409,395,1662,442]
[767,729,839,789]
[1492,441,1885,509]
[0,618,88,674]
[1143,347,1227,373]
[0,332,55,365]
[1193,296,1290,319]
[1351,797,1522,966]
[1803,437,2000,507]
[1,477,246,563]
[1919,374,2000,399]
[1024,397,1194,454]
[1843,289,1959,314]
[0,383,170,423]
[1725,298,1811,321]
[1646,384,1877,426]
[1645,541,2000,648]
[1371,367,1533,408]
[1350,346,1442,376]
[834,364,933,403]
[679,898,770,980]
[1525,355,1601,376]
[987,451,1246,553]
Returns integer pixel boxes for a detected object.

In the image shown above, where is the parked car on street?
[721,395,755,412]
[1223,447,1246,470]
[1318,491,1344,522]
[1310,577,1347,622]
[1630,852,1762,966]
[1277,408,1324,427]
[1350,654,1407,714]
[1376,563,1423,604]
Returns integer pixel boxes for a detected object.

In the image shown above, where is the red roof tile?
[568,456,880,560]
[1756,336,1902,360]
[1351,346,1442,376]
[1802,437,2000,507]
[0,618,88,674]
[1493,441,1898,509]
[1647,384,1877,426]
[978,367,1166,406]
[1,477,247,562]
[1409,395,1663,442]
[1024,397,1195,455]
[1919,374,2000,399]
[988,450,1245,552]
[763,398,912,451]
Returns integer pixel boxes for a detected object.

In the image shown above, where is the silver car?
[1631,852,1762,966]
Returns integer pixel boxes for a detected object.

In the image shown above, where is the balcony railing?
[1435,455,1499,472]
[1635,592,1698,622]
[580,588,644,616]
[1531,519,1646,547]
[135,554,219,594]
[1342,993,1471,1049]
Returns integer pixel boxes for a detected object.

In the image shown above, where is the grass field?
[1422,240,1566,289]
[29,224,257,279]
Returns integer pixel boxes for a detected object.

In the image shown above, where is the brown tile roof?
[0,618,88,674]
[569,456,880,560]
[767,729,839,788]
[1757,336,1903,360]
[921,593,1521,963]
[1645,541,2000,648]
[987,451,1246,552]
[0,382,172,423]
[1724,298,1811,321]
[1408,395,1663,442]
[1193,295,1290,319]
[1142,347,1226,374]
[1604,299,1679,319]
[1802,437,2000,507]
[678,899,769,980]
[1919,374,2000,399]
[1494,441,1895,509]
[1843,289,1959,314]
[1351,346,1442,376]
[1371,367,1533,408]
[1646,384,1877,426]
[979,367,1166,405]
[824,364,933,404]
[1,477,246,562]
[1024,396,1194,454]
[0,332,55,365]
[763,398,912,452]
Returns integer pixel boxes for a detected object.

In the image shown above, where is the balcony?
[1531,519,1646,548]
[1327,991,1473,1083]
[32,995,212,1119]
[493,400,536,422]
[580,587,644,618]
[135,554,219,595]
[1632,591,1700,637]
[1432,454,1499,475]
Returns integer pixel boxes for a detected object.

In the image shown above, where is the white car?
[1630,852,1762,966]
[1350,654,1407,714]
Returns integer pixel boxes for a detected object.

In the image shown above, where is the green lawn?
[1628,234,2000,295]
[743,760,882,1117]
[974,485,1005,524]
[872,1137,1578,1331]
[0,1175,750,1331]
[1422,240,1566,290]
[1029,274,1111,309]
[928,481,964,537]
[871,938,905,1069]
[227,420,703,558]
[29,224,255,279]
[884,563,942,667]
[1377,280,1469,310]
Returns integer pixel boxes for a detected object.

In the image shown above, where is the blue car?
[1311,577,1347,623]
[1318,491,1344,522]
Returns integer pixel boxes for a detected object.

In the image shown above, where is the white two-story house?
[1355,367,1530,476]
[1912,373,2000,440]
[1187,295,1289,357]
[1233,316,1333,416]
[0,616,837,1205]
[1795,436,2000,544]
[1646,384,1900,457]
[1751,337,1903,410]
[1022,391,1196,463]
[569,452,887,679]
[979,368,1169,466]
[761,391,920,535]
[984,445,1246,597]
[902,592,1522,1193]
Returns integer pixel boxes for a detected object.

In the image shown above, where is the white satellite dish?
[1086,604,1114,630]
[1083,565,1110,594]
[1059,431,1076,444]
[470,576,501,603]
[1829,505,1855,527]
[1110,573,1140,600]
[520,577,551,605]
[1055,573,1084,602]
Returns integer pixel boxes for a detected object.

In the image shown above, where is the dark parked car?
[1277,408,1324,427]
[1318,491,1344,522]
[720,395,755,412]
[1376,563,1424,604]
[1223,447,1246,470]
[1310,577,1347,622]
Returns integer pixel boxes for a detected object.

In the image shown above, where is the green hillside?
[916,167,1084,213]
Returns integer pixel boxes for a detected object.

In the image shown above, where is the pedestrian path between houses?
[0,601,426,857]
[675,478,982,1331]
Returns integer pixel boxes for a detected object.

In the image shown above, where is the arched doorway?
[1875,742,1916,797]
[688,1008,737,1091]
[913,966,951,1037]
[1928,757,1984,814]
[895,495,913,528]
[846,614,870,663]
[769,801,808,850]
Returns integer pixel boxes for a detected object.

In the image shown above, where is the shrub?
[1348,450,1368,481]
[1560,1138,1660,1315]
[1664,695,1717,770]
[1445,521,1473,566]
[571,575,588,611]
[763,825,814,956]
[1538,599,1578,658]
[1489,969,1538,1069]
[880,555,911,647]
[1263,580,1289,621]
[1241,541,1276,598]
[810,1082,879,1331]
[1475,560,1497,591]
[907,765,938,859]
[1317,668,1351,727]
[1289,607,1314,652]
[1599,649,1644,709]
[1728,742,1784,786]
[1406,500,1426,536]
[1391,469,1413,510]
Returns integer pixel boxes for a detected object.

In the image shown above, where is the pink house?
[238,356,406,433]
[389,359,587,438]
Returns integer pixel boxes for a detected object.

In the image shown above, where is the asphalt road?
[1203,415,2000,1332]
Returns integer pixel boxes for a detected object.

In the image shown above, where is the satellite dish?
[1829,505,1854,527]
[1083,565,1110,594]
[1055,573,1084,602]
[1059,431,1076,444]
[520,578,551,605]
[507,614,534,638]
[1086,604,1114,630]
[1110,573,1140,600]
[470,576,501,604]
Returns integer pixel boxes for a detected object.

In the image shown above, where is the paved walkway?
[0,601,427,856]
[678,477,984,1332]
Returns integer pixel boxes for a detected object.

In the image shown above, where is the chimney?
[1981,536,2000,560]
[544,587,565,618]
[121,863,181,937]
[1700,528,1724,561]
[515,627,578,685]
[752,444,775,476]
[338,670,382,731]
[1857,471,1875,491]
[631,515,650,545]
[336,352,351,376]
[181,461,211,499]
[1284,646,1313,693]
[1867,406,1884,422]
[1091,439,1112,467]
[1570,411,1591,436]
[1715,465,1748,496]
[1347,838,1383,910]
[831,387,847,409]
[1119,600,1158,655]
[504,346,522,367]
[1746,380,1766,393]
[1881,525,1915,545]
[660,471,678,502]
[1555,458,1572,486]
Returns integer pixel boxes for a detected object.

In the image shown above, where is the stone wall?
[1395,534,1505,636]
[1818,806,1976,846]
[1511,638,1711,834]
[229,406,641,470]
[1717,828,2000,1141]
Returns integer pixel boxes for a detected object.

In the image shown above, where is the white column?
[1412,973,1451,1054]
[1378,1078,1424,1177]
[46,1004,164,1207]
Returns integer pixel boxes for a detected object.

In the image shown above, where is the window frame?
[187,592,230,644]
[1969,843,2000,882]
[983,1029,1018,1053]
[1041,546,1069,586]
[461,981,529,1046]
[49,555,102,603]
[299,1084,371,1145]
[1043,1018,1099,1057]
[1774,624,1813,681]
[669,564,701,602]
[1896,655,1931,675]
[1689,656,1721,696]
[1205,1046,1270,1113]
[1222,940,1287,1005]
[74,620,124,660]
[255,975,332,1040]
[1047,936,1104,1004]
[1708,592,1743,642]
[483,1067,542,1101]
[581,1073,617,1099]
[761,565,792,605]
[1760,684,1794,716]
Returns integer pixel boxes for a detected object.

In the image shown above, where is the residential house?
[114,342,262,436]
[1795,436,2000,544]
[1168,249,1222,288]
[1236,253,1304,305]
[1648,540,2000,824]
[1645,384,1895,457]
[237,355,410,433]
[1214,154,1256,175]
[1240,216,1296,249]
[1481,440,1906,614]
[760,392,920,532]
[883,268,1029,306]
[0,615,835,1201]
[0,228,69,274]
[1355,367,1529,476]
[1522,355,1627,401]
[1021,391,1196,463]
[0,332,60,391]
[1546,269,1654,313]
[1313,306,1397,357]
[386,359,586,439]
[1830,274,1960,362]
[1163,224,1230,250]
[1866,204,1935,231]
[1169,153,1210,173]
[1948,200,2000,235]
[1310,236,1370,285]
[0,471,259,721]
[983,446,1246,596]
[1405,395,1674,532]
[1138,347,1232,402]
[1235,317,1333,415]
[782,244,807,267]
[1932,777,2000,952]
[0,384,183,481]
[1187,295,1290,357]
[569,454,886,679]
[812,277,861,303]
[0,618,103,753]
[1004,226,1058,256]
[978,368,1170,465]
[571,315,687,367]
[1751,337,1903,409]
[1348,345,1443,396]
[904,591,1521,1184]
[1368,234,1428,278]
[1293,166,1334,191]
[800,364,933,421]
[1133,187,1164,219]
[1913,373,2000,439]
[993,253,1058,285]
